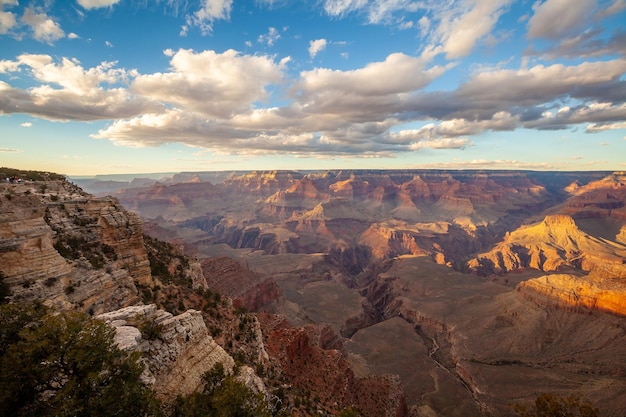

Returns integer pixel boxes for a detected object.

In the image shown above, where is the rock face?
[467,212,626,315]
[350,256,626,416]
[258,314,407,417]
[201,256,282,311]
[468,214,626,277]
[97,304,235,403]
[518,273,626,314]
[0,180,153,313]
[124,170,613,279]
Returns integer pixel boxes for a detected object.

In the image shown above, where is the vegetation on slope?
[0,167,65,182]
[0,303,159,417]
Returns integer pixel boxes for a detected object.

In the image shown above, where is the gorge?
[2,168,626,416]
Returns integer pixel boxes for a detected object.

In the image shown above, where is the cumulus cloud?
[93,52,460,156]
[0,55,162,121]
[526,29,626,59]
[308,39,327,58]
[132,48,286,118]
[383,113,516,152]
[527,0,596,39]
[77,0,121,10]
[20,122,32,127]
[586,120,626,132]
[21,7,64,43]
[410,59,626,122]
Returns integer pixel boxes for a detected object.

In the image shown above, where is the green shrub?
[0,304,161,417]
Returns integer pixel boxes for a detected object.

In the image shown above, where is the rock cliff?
[0,180,152,314]
[200,256,282,311]
[468,214,626,279]
[97,304,236,403]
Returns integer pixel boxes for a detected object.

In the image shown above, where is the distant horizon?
[1,1,625,174]
[65,167,621,181]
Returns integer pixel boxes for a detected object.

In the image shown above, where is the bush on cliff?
[0,303,161,417]
[172,363,276,417]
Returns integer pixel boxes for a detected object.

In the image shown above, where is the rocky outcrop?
[0,180,153,314]
[97,304,235,403]
[0,191,73,292]
[518,273,626,315]
[258,314,407,417]
[468,214,626,278]
[201,256,282,311]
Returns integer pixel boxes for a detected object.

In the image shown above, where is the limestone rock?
[0,180,151,314]
[98,304,235,402]
[518,273,626,315]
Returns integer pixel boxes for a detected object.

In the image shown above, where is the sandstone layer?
[97,304,236,403]
[0,180,153,314]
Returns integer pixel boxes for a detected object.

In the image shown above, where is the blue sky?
[1,0,625,175]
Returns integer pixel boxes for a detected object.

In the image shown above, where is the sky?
[0,0,625,176]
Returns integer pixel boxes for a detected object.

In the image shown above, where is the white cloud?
[132,48,285,118]
[258,27,280,46]
[433,59,626,121]
[68,32,79,39]
[586,121,626,132]
[323,0,367,17]
[21,7,64,44]
[308,39,327,58]
[418,15,430,37]
[0,54,162,121]
[0,148,20,152]
[527,0,596,39]
[185,0,232,35]
[0,10,16,34]
[390,113,518,145]
[437,0,512,59]
[408,137,471,150]
[20,122,32,127]
[296,53,441,100]
[77,0,121,10]
[0,59,20,72]
[105,40,113,47]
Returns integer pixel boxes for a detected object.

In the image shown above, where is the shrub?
[0,304,161,417]
[136,316,164,341]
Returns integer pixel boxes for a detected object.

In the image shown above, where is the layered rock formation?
[259,314,407,417]
[465,174,626,316]
[97,304,236,403]
[468,214,626,278]
[201,256,282,311]
[123,170,612,275]
[0,180,152,314]
[62,168,626,416]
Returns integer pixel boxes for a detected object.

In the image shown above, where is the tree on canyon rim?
[0,303,160,417]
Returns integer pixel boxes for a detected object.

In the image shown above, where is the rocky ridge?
[0,179,152,314]
[0,176,245,408]
[97,304,238,403]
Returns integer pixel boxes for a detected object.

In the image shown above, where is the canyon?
[2,168,626,416]
[107,169,626,416]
